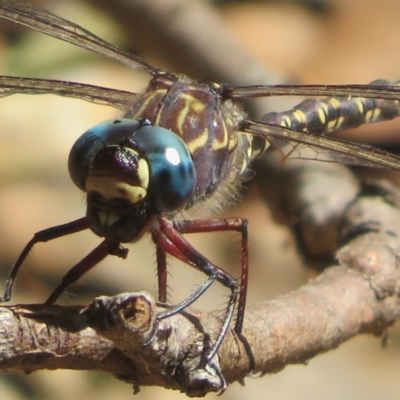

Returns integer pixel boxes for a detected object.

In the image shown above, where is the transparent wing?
[241,119,400,171]
[223,81,400,102]
[0,0,158,75]
[1,1,400,103]
[0,76,136,108]
[1,0,400,173]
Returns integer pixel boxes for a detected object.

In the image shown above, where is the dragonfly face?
[69,117,197,241]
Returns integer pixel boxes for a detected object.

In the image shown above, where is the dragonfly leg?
[155,245,168,303]
[0,217,89,302]
[172,217,254,373]
[152,226,222,318]
[45,240,128,305]
[152,216,254,376]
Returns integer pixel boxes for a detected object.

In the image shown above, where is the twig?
[1,179,400,396]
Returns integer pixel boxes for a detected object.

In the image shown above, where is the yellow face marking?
[86,175,147,204]
[137,158,150,189]
[125,147,139,156]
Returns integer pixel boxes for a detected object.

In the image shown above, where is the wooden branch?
[1,263,399,396]
[1,178,400,396]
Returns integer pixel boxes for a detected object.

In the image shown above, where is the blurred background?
[1,0,400,399]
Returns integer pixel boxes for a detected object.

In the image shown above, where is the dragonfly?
[1,0,400,390]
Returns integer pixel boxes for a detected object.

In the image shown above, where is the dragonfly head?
[68,118,197,242]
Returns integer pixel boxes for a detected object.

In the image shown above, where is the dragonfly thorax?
[125,76,252,217]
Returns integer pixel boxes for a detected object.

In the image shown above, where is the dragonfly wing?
[0,76,135,108]
[241,119,400,171]
[224,81,400,102]
[0,0,158,74]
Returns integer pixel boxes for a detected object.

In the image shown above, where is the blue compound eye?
[68,119,140,190]
[135,125,197,212]
[69,118,196,213]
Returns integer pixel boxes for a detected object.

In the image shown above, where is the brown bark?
[1,180,400,397]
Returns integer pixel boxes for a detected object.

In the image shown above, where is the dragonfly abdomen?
[262,79,400,136]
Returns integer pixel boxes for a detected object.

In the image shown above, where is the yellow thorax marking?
[177,92,229,153]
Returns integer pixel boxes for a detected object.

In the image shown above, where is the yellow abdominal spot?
[327,116,340,131]
[293,110,307,125]
[317,103,327,125]
[328,98,342,110]
[282,115,291,128]
[366,108,379,122]
[355,98,366,114]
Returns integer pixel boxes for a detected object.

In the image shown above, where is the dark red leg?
[156,245,168,303]
[152,216,254,372]
[152,229,222,316]
[172,218,250,336]
[173,218,253,371]
[45,240,128,304]
[0,217,89,302]
[154,232,202,304]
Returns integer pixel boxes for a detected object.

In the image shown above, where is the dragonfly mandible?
[1,0,400,390]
